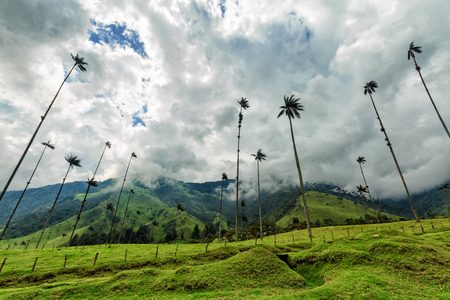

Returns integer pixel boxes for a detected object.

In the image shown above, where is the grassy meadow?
[0,218,449,299]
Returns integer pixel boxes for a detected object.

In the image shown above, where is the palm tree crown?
[65,155,82,169]
[86,177,98,187]
[277,95,304,119]
[132,152,137,158]
[364,81,378,95]
[357,156,366,164]
[222,172,228,181]
[152,220,159,227]
[42,141,55,150]
[106,141,112,148]
[71,53,88,72]
[251,149,267,162]
[407,41,422,60]
[238,97,250,110]
[356,185,368,194]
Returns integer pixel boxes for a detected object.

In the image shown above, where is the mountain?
[0,176,446,247]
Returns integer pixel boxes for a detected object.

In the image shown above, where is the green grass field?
[0,218,449,299]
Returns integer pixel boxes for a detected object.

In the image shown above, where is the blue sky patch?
[89,20,148,59]
[219,0,226,17]
[132,112,146,127]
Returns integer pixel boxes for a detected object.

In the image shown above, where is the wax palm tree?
[364,81,420,221]
[176,202,184,240]
[356,185,369,215]
[68,141,111,247]
[251,149,267,240]
[0,141,55,242]
[356,156,379,223]
[0,54,88,204]
[36,155,82,249]
[278,95,312,242]
[218,172,228,240]
[408,42,449,138]
[107,152,137,244]
[58,233,67,248]
[235,97,250,241]
[118,189,135,243]
[97,202,115,245]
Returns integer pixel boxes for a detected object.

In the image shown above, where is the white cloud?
[0,0,449,202]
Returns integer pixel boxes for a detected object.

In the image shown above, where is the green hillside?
[276,191,400,228]
[0,219,448,299]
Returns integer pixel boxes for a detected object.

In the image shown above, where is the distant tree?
[107,152,137,244]
[407,42,449,138]
[97,202,115,244]
[235,97,250,241]
[0,141,55,242]
[278,95,312,242]
[191,224,201,241]
[219,172,228,240]
[251,149,267,240]
[68,141,110,247]
[356,156,379,223]
[118,189,135,243]
[364,81,419,222]
[36,154,82,249]
[0,54,88,204]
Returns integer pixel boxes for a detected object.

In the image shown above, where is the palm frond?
[71,53,88,72]
[106,141,111,148]
[356,185,368,194]
[357,156,366,164]
[152,220,159,227]
[237,97,250,110]
[278,95,304,119]
[176,203,184,213]
[86,177,98,187]
[130,189,135,194]
[364,81,378,95]
[408,41,422,60]
[131,152,137,158]
[222,172,228,180]
[42,141,55,150]
[65,154,82,168]
[252,149,267,161]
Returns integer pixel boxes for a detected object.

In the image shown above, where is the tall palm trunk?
[219,179,224,240]
[235,107,244,242]
[35,164,72,249]
[368,94,420,222]
[0,142,53,242]
[118,192,133,243]
[0,64,78,204]
[107,154,134,245]
[257,160,263,240]
[288,116,312,242]
[412,56,450,138]
[358,163,379,223]
[67,143,109,247]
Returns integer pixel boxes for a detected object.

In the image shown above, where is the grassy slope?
[277,191,400,228]
[0,218,448,299]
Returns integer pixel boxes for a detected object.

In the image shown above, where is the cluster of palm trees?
[1,41,447,247]
[0,54,139,248]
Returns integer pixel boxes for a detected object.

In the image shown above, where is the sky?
[0,0,449,202]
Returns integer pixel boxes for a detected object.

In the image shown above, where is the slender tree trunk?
[412,57,450,138]
[118,192,133,243]
[358,163,379,223]
[368,94,420,222]
[0,64,77,204]
[107,155,134,244]
[235,108,243,241]
[288,117,312,242]
[257,160,263,240]
[219,179,224,240]
[0,143,51,242]
[68,144,108,247]
[36,164,72,249]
